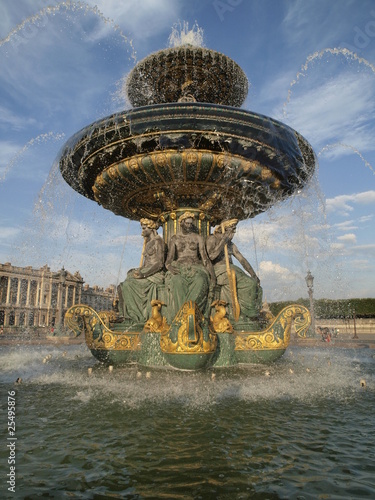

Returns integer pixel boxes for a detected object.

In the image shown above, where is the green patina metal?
[61,42,315,369]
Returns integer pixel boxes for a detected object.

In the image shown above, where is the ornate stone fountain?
[61,42,314,369]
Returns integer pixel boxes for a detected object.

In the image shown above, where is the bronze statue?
[165,212,216,322]
[207,219,262,321]
[118,218,165,324]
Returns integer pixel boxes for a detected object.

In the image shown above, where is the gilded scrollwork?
[64,305,141,351]
[92,149,283,222]
[235,304,311,351]
[160,301,217,354]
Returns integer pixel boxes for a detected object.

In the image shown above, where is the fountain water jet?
[318,142,375,176]
[0,1,136,61]
[0,132,65,183]
[282,47,375,118]
[61,30,315,369]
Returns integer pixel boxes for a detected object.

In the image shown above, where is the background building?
[80,284,116,311]
[0,262,115,330]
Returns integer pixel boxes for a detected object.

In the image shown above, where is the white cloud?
[0,106,37,130]
[0,141,22,177]
[330,242,345,251]
[337,233,357,244]
[359,214,374,223]
[333,220,358,231]
[84,0,181,48]
[282,1,351,50]
[350,259,371,271]
[256,71,296,107]
[259,260,293,280]
[326,190,375,215]
[351,243,375,253]
[0,226,21,240]
[281,72,375,152]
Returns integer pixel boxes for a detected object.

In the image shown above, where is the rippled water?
[1,343,375,499]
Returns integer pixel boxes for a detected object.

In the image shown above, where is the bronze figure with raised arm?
[207,219,262,322]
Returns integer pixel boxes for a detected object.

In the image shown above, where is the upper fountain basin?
[126,45,249,108]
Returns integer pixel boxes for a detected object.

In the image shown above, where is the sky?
[0,0,374,302]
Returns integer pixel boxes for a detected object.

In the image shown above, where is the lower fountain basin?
[64,304,311,369]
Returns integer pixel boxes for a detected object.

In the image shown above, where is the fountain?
[60,39,316,369]
[3,10,375,497]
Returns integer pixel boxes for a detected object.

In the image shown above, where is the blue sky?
[0,0,374,302]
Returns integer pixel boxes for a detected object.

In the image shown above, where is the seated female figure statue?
[206,219,262,321]
[165,212,216,323]
[118,218,165,325]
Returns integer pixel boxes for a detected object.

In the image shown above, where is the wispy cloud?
[0,140,22,176]
[0,105,37,130]
[259,260,294,281]
[350,259,372,271]
[350,243,375,253]
[333,220,358,231]
[0,225,21,241]
[337,233,357,244]
[282,1,350,49]
[84,0,181,49]
[327,190,375,215]
[281,73,375,151]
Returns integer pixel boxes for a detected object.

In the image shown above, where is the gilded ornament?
[144,300,169,333]
[64,305,141,351]
[235,305,311,351]
[160,301,217,354]
[210,300,233,333]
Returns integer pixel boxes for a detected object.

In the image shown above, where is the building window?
[51,283,58,307]
[28,312,34,327]
[19,312,25,326]
[9,310,15,326]
[10,278,18,305]
[0,277,8,304]
[20,279,28,306]
[29,281,38,307]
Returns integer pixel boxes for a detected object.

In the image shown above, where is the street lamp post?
[305,270,316,337]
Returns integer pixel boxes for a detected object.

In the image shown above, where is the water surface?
[1,344,374,499]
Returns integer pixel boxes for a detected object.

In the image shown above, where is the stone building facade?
[0,262,115,329]
[80,284,116,312]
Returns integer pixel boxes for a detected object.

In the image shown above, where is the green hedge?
[269,298,375,319]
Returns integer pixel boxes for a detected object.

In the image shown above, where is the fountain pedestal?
[61,42,315,368]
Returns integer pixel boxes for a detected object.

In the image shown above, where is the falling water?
[0,0,136,61]
[0,132,65,183]
[240,169,343,302]
[318,142,375,176]
[282,47,375,117]
[1,9,375,497]
[0,1,139,285]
